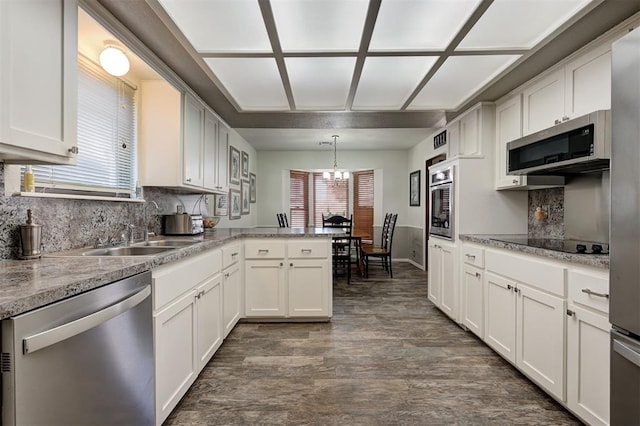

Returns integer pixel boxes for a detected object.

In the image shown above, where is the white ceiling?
[156,0,595,113]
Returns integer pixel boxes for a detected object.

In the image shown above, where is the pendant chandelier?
[322,135,349,186]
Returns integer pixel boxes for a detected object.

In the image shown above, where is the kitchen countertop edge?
[459,234,610,269]
[0,227,339,320]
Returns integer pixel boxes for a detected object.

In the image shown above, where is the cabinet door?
[459,107,480,157]
[182,93,203,187]
[223,264,242,337]
[440,243,457,321]
[154,290,197,425]
[516,283,565,400]
[567,304,610,426]
[427,243,442,307]
[565,43,611,119]
[495,95,525,189]
[245,260,286,317]
[484,272,517,364]
[202,109,218,191]
[0,0,77,164]
[446,121,460,159]
[196,274,223,371]
[217,123,230,193]
[288,259,330,317]
[462,264,484,339]
[522,69,565,135]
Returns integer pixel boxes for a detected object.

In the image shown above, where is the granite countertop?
[459,234,609,269]
[0,227,340,320]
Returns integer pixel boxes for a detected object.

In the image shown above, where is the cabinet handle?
[465,254,476,260]
[231,252,238,257]
[225,272,230,278]
[581,288,609,299]
[562,116,570,121]
[279,262,283,267]
[554,119,561,125]
[567,309,575,317]
[301,249,312,253]
[507,284,512,291]
[475,272,481,278]
[515,287,521,294]
[512,179,519,184]
[290,263,293,267]
[186,178,192,182]
[68,146,78,154]
[258,249,269,253]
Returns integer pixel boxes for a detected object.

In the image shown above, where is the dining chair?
[322,214,353,283]
[362,213,398,278]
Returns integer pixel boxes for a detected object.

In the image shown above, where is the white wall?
[256,149,409,228]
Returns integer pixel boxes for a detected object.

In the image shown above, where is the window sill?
[13,192,145,203]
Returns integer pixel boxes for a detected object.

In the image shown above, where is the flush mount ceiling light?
[321,135,349,186]
[99,41,130,77]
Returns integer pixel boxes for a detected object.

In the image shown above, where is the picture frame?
[213,193,228,216]
[249,172,256,203]
[229,189,241,219]
[241,151,249,179]
[229,146,240,185]
[409,170,421,206]
[241,180,250,215]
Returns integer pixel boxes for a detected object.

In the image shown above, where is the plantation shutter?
[313,173,349,227]
[353,170,374,239]
[23,54,137,196]
[289,171,309,227]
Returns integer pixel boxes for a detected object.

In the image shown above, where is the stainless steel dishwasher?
[1,271,154,426]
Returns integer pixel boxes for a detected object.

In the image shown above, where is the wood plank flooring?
[165,263,580,425]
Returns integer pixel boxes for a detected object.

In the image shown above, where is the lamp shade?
[99,46,130,77]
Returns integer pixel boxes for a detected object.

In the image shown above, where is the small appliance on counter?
[19,209,42,259]
[163,206,204,235]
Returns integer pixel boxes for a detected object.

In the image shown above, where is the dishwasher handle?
[23,285,151,354]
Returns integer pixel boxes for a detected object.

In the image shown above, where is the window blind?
[24,54,137,196]
[353,170,374,239]
[289,171,309,227]
[313,172,348,227]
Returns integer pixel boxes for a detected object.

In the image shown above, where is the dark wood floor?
[165,262,580,425]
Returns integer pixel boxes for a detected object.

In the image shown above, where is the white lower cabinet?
[244,238,332,319]
[484,272,517,364]
[152,249,222,426]
[222,263,242,336]
[428,239,457,321]
[462,264,484,339]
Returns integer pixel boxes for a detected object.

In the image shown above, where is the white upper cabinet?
[447,103,494,159]
[0,0,78,164]
[139,80,228,193]
[522,42,612,136]
[495,94,525,190]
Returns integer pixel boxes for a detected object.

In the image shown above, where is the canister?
[20,209,42,259]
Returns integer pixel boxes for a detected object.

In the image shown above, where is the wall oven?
[429,165,454,240]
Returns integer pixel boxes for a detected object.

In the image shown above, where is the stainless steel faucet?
[143,201,161,242]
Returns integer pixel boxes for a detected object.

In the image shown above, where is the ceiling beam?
[345,0,382,110]
[401,0,495,110]
[258,0,296,110]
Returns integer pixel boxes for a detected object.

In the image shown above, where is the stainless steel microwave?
[507,110,610,175]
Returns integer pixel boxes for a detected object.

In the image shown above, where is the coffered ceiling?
[94,0,640,148]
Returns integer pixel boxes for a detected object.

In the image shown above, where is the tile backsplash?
[0,164,214,260]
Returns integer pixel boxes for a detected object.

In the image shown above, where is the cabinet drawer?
[288,239,330,259]
[153,249,222,310]
[244,240,286,259]
[568,269,609,314]
[486,249,565,297]
[222,242,242,269]
[462,244,484,268]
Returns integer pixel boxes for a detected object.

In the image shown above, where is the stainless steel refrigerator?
[611,26,640,425]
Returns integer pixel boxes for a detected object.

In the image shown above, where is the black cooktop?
[490,237,609,255]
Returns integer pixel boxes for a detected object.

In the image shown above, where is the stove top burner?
[490,237,609,255]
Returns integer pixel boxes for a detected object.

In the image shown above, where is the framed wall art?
[229,189,241,219]
[229,146,240,185]
[409,170,420,206]
[241,151,249,179]
[249,173,256,203]
[241,180,250,214]
[213,193,228,216]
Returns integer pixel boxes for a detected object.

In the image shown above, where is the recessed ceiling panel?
[204,58,289,110]
[408,55,521,110]
[286,57,356,110]
[353,56,438,110]
[271,0,369,52]
[370,0,482,51]
[457,0,593,50]
[158,0,271,52]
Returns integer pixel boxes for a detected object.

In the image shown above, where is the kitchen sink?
[81,246,175,256]
[136,239,198,247]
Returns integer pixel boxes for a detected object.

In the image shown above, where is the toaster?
[163,214,204,235]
